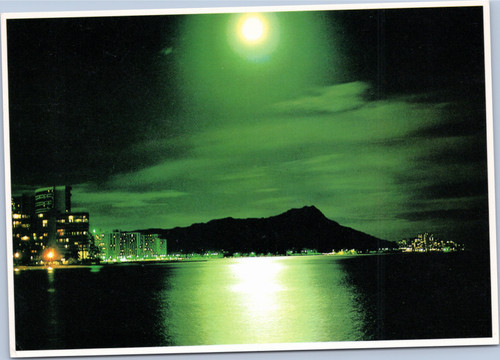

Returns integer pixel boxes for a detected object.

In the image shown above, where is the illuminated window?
[13,213,21,219]
[42,219,48,227]
[38,213,44,218]
[69,215,74,223]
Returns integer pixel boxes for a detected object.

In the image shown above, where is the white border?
[0,0,493,19]
[484,0,500,350]
[1,1,498,358]
[1,6,15,359]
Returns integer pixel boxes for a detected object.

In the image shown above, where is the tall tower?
[35,185,71,214]
[12,194,35,264]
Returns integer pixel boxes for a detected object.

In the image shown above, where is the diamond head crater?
[136,206,394,256]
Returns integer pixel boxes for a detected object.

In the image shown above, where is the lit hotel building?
[101,231,166,261]
[34,186,71,247]
[56,212,90,261]
[12,194,35,263]
[12,185,92,264]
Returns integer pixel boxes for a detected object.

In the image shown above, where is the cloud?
[415,181,488,200]
[70,186,189,231]
[70,82,489,244]
[396,206,488,222]
[271,81,370,115]
[72,186,187,209]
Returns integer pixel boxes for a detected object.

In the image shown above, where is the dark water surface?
[14,253,492,350]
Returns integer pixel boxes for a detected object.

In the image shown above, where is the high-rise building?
[12,185,91,264]
[102,231,167,261]
[33,186,72,247]
[93,230,107,259]
[56,212,90,261]
[140,234,161,258]
[12,195,35,264]
[119,232,141,259]
[35,186,71,214]
[158,237,167,258]
[103,231,121,260]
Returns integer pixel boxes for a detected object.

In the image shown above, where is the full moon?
[241,15,266,43]
[229,12,278,61]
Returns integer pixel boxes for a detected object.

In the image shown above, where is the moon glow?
[228,12,279,62]
[241,16,265,42]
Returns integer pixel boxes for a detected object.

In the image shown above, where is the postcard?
[2,1,498,357]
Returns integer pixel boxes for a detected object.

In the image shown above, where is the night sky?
[6,5,490,247]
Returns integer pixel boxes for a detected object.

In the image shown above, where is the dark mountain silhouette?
[138,206,394,254]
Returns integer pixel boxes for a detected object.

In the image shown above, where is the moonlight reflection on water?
[13,254,492,350]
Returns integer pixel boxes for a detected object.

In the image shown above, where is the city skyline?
[11,183,475,247]
[6,6,491,248]
[11,184,465,266]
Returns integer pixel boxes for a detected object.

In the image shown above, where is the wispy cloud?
[271,81,370,115]
[69,82,487,244]
[72,187,187,209]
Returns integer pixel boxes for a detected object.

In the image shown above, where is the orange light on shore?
[44,248,57,262]
[14,252,20,259]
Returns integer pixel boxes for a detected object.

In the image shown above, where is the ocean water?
[13,253,492,350]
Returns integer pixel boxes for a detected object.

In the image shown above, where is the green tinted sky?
[8,7,489,246]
